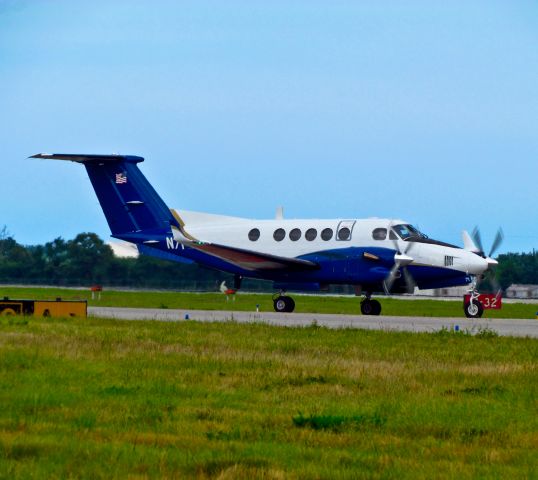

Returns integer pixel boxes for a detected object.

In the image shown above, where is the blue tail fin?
[31,153,178,241]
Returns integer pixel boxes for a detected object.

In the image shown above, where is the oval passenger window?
[289,228,301,241]
[321,228,333,241]
[338,227,351,240]
[305,228,317,241]
[273,228,285,241]
[248,228,260,241]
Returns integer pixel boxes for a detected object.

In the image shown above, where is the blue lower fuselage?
[138,243,470,292]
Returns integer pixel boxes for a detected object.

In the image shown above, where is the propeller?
[470,227,504,293]
[383,227,416,294]
[401,265,417,294]
[471,227,504,259]
[489,228,504,259]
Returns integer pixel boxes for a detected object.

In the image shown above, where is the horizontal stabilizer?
[30,153,144,164]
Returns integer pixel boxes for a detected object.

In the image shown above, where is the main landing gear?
[360,293,382,316]
[273,292,295,313]
[271,291,383,315]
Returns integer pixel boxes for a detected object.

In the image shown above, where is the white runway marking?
[89,307,538,338]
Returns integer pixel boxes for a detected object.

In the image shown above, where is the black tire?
[361,299,381,316]
[273,296,295,313]
[464,300,483,318]
[286,297,295,312]
[370,299,382,315]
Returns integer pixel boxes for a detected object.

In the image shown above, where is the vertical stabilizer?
[31,153,178,239]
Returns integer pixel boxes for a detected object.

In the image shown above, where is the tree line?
[495,251,538,288]
[0,230,236,290]
[0,228,536,291]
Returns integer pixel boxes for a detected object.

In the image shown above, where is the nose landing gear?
[463,276,484,318]
[464,284,484,318]
[464,299,484,318]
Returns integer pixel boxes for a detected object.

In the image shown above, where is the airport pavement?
[89,307,538,338]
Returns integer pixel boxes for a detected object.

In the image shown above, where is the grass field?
[1,286,537,318]
[0,315,537,478]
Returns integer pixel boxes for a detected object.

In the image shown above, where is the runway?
[89,307,538,338]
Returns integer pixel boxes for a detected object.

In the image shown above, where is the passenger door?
[336,220,356,241]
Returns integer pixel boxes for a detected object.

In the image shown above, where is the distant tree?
[0,225,10,240]
[497,251,538,288]
[107,257,133,286]
[25,244,47,281]
[40,237,69,284]
[64,233,114,283]
[0,236,34,281]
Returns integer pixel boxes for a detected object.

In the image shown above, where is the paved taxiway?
[89,307,538,338]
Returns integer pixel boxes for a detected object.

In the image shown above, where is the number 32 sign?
[463,294,502,310]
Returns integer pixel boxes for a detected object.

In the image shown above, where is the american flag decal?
[115,172,127,184]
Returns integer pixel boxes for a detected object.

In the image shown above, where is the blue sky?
[1,0,537,253]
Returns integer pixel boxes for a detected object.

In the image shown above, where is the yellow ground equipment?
[0,297,87,317]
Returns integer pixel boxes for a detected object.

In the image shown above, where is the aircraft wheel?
[286,297,296,312]
[274,296,295,313]
[464,300,483,318]
[361,299,381,316]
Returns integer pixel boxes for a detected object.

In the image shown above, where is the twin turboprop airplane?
[32,153,500,318]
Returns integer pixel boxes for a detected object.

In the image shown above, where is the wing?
[167,209,318,272]
[188,242,319,272]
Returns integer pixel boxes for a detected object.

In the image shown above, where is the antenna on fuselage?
[275,206,284,220]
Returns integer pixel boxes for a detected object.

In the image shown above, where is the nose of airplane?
[486,257,498,268]
[465,251,490,275]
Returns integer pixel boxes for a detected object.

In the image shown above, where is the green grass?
[0,316,537,478]
[1,286,537,318]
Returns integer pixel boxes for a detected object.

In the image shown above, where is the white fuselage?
[176,210,489,277]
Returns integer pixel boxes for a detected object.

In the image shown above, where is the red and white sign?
[463,293,502,310]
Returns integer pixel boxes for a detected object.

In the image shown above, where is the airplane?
[31,152,501,318]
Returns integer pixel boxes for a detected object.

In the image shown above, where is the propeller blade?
[489,272,502,295]
[402,267,416,294]
[384,252,414,294]
[383,262,400,294]
[488,228,504,258]
[471,227,484,254]
[403,240,415,256]
[387,221,401,254]
[462,230,480,252]
[384,221,416,294]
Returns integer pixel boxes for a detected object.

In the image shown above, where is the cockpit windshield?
[392,224,428,241]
